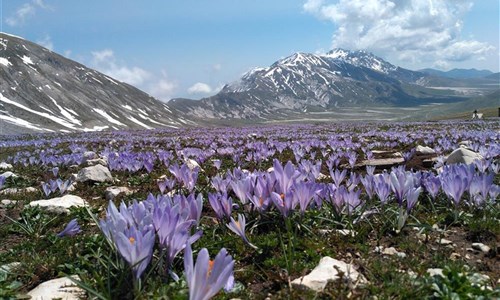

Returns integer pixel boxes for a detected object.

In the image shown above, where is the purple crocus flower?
[273,159,297,194]
[213,159,222,170]
[226,214,258,249]
[329,168,347,188]
[115,226,155,280]
[292,182,318,214]
[390,169,415,206]
[343,188,362,215]
[184,243,235,300]
[441,174,468,206]
[327,184,343,212]
[469,173,494,206]
[406,187,422,213]
[248,195,270,213]
[41,182,52,197]
[208,192,233,220]
[57,179,73,194]
[360,174,375,200]
[422,173,441,199]
[374,177,391,204]
[230,178,252,205]
[57,218,81,237]
[49,179,59,193]
[0,175,5,190]
[270,191,297,217]
[52,167,59,177]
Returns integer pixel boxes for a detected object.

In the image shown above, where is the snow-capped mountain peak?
[323,48,397,74]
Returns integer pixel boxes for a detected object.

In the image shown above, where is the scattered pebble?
[0,171,18,179]
[28,195,87,214]
[0,199,17,206]
[0,162,13,170]
[0,187,37,195]
[291,257,366,291]
[427,268,444,277]
[105,186,134,201]
[375,246,407,258]
[27,276,84,300]
[471,243,491,254]
[436,238,454,246]
[415,145,435,155]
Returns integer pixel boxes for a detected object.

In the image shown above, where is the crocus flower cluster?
[99,192,203,280]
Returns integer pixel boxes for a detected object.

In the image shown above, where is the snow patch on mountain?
[93,108,126,126]
[0,114,51,132]
[0,93,78,129]
[127,116,153,129]
[0,58,12,67]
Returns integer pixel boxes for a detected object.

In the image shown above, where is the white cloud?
[91,49,151,86]
[6,0,48,27]
[187,82,213,94]
[89,51,178,101]
[148,73,178,101]
[303,0,495,67]
[37,35,53,51]
[213,63,222,71]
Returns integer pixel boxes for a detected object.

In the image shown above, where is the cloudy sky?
[1,0,498,101]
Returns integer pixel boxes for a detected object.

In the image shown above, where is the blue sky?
[1,0,499,101]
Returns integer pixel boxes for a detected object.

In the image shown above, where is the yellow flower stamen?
[207,260,215,278]
[129,237,135,245]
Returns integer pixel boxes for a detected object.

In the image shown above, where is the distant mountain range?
[418,68,494,79]
[0,33,498,134]
[168,49,497,120]
[0,33,195,134]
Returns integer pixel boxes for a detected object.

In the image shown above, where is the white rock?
[67,182,77,192]
[0,187,37,195]
[0,199,17,206]
[472,243,491,253]
[357,157,404,168]
[0,162,13,170]
[446,148,482,165]
[336,229,356,237]
[318,229,333,235]
[28,195,86,214]
[436,238,454,245]
[27,276,84,300]
[415,145,435,155]
[76,164,113,183]
[291,257,366,291]
[105,186,134,201]
[82,151,97,163]
[0,262,21,274]
[84,157,108,167]
[381,247,407,258]
[316,173,329,180]
[0,171,18,179]
[427,268,444,277]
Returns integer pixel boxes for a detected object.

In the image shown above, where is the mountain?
[168,49,465,120]
[0,33,195,134]
[419,68,494,79]
[484,72,500,81]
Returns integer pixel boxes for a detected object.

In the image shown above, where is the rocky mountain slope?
[0,33,195,134]
[168,49,474,120]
